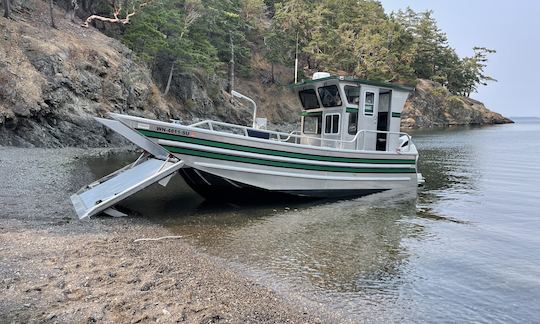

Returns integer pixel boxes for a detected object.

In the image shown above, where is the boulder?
[402,79,512,128]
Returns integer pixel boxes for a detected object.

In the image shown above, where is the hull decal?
[137,129,415,164]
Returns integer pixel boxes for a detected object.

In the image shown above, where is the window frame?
[363,91,375,116]
[344,85,360,105]
[298,89,320,110]
[302,114,322,135]
[317,85,343,108]
[324,113,340,134]
[347,111,358,135]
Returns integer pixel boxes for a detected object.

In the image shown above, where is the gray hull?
[179,167,386,201]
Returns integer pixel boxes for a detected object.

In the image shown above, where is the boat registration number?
[156,126,195,137]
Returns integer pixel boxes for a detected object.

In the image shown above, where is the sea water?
[88,119,540,322]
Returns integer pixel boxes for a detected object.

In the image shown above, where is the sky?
[379,0,540,117]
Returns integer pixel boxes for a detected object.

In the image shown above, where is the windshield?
[318,85,342,108]
[299,89,320,109]
[344,85,360,105]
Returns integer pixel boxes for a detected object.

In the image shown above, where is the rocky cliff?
[0,1,263,147]
[401,79,512,128]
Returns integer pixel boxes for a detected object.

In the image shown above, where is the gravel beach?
[0,147,334,323]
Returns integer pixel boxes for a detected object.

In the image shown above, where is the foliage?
[114,0,495,96]
[392,8,496,96]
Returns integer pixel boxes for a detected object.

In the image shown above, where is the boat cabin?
[293,73,413,152]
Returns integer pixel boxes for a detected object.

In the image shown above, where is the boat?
[71,72,423,219]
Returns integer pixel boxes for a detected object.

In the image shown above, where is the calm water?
[88,119,540,322]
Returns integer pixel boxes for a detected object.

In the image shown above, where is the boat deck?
[178,119,414,153]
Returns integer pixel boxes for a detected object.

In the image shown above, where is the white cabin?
[293,74,413,152]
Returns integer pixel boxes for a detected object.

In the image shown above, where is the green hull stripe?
[137,129,416,164]
[163,146,416,174]
[301,111,323,117]
[346,107,359,113]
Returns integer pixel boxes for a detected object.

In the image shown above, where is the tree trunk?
[3,0,10,19]
[270,62,275,83]
[164,63,174,96]
[69,9,75,22]
[49,0,57,28]
[68,0,77,23]
[227,34,234,93]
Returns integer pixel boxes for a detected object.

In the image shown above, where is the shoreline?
[1,224,330,323]
[0,147,338,323]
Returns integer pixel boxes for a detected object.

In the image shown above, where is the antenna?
[294,31,299,84]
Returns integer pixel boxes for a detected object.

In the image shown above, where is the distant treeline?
[109,0,495,96]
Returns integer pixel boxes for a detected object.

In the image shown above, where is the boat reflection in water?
[81,150,444,320]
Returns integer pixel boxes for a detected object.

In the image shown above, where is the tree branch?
[81,0,153,28]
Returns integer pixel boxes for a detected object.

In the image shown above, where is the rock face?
[402,79,513,128]
[0,4,253,148]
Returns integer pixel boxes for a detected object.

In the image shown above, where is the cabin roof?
[292,76,415,92]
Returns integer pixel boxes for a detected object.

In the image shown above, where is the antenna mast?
[294,31,299,84]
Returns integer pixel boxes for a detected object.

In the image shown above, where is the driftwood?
[81,0,152,28]
[133,235,183,243]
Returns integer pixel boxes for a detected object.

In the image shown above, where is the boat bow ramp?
[70,117,184,219]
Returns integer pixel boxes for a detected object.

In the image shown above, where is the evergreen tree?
[115,0,495,97]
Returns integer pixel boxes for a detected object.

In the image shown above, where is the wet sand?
[0,148,332,323]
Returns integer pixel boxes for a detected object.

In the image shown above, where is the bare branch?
[81,0,154,28]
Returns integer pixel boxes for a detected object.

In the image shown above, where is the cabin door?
[321,109,342,148]
[358,86,379,151]
[376,91,391,151]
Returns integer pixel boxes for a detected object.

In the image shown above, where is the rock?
[0,15,168,148]
[402,79,513,128]
[140,281,154,291]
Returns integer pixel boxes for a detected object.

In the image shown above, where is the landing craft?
[71,73,424,219]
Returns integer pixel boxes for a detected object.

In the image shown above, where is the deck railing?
[184,119,413,152]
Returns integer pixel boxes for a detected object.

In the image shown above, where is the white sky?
[379,0,540,117]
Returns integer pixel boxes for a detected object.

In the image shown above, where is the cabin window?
[364,92,375,116]
[299,89,320,109]
[348,112,358,135]
[344,86,360,105]
[318,85,342,108]
[324,114,340,134]
[303,115,322,134]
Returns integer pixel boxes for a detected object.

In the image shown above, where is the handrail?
[187,119,412,152]
[231,90,258,129]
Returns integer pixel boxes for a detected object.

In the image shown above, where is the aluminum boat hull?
[111,114,419,198]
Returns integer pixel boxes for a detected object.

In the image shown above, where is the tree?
[3,0,10,19]
[203,0,252,75]
[123,0,220,93]
[67,0,79,23]
[263,22,291,83]
[457,47,496,97]
[270,0,415,82]
[272,0,312,69]
[50,0,57,28]
[164,0,202,95]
